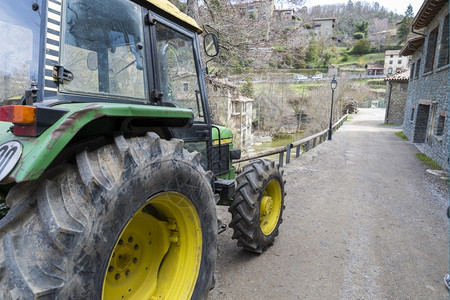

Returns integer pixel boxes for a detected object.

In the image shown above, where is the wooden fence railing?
[233,115,348,167]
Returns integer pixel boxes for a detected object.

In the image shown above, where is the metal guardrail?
[234,114,348,167]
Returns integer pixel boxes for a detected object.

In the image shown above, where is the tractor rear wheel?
[0,133,217,299]
[228,159,285,253]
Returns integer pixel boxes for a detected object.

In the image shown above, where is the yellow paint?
[259,179,282,235]
[146,0,202,33]
[212,138,232,145]
[102,192,202,299]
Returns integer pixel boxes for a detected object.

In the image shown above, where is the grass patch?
[331,48,385,66]
[415,153,442,170]
[346,115,353,121]
[395,131,408,140]
[381,123,399,126]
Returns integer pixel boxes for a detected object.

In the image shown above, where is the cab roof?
[146,0,202,33]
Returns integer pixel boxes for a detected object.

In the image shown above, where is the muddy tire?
[228,159,285,253]
[0,132,217,299]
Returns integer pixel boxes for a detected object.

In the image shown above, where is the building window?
[410,62,415,80]
[436,115,445,136]
[438,15,449,68]
[424,27,439,73]
[415,59,421,78]
[388,68,392,74]
[398,60,402,64]
[389,60,393,64]
[390,55,393,58]
[410,107,415,121]
[183,83,189,92]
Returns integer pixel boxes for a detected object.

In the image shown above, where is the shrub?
[353,32,365,40]
[351,39,371,55]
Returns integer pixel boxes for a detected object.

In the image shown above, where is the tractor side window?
[155,23,205,123]
[0,0,42,104]
[60,0,147,100]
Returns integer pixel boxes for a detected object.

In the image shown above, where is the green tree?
[397,5,414,45]
[239,77,255,98]
[351,39,371,54]
[354,21,369,38]
[305,35,319,66]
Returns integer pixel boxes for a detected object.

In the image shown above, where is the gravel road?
[209,108,449,300]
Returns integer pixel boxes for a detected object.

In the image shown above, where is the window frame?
[437,14,449,68]
[424,26,439,73]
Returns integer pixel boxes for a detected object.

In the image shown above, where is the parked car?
[311,73,323,80]
[296,74,308,82]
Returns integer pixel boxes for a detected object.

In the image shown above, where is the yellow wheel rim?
[102,192,202,300]
[259,179,282,235]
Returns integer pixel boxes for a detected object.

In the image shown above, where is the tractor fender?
[0,102,193,184]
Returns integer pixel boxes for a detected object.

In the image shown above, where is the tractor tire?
[0,132,217,299]
[228,159,285,253]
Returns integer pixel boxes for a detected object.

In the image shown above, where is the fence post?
[286,145,291,164]
[279,152,284,167]
[296,145,300,157]
[306,141,310,152]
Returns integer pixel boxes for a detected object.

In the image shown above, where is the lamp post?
[328,76,338,140]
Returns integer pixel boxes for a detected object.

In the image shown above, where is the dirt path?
[210,108,449,300]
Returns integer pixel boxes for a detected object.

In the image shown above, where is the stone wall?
[384,81,407,125]
[402,3,449,171]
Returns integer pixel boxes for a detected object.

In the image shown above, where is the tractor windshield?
[0,0,42,104]
[60,0,147,100]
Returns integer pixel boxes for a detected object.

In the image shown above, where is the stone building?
[273,8,299,28]
[206,78,254,149]
[400,0,448,171]
[384,70,409,124]
[312,18,336,38]
[384,50,410,75]
[236,0,274,21]
[366,64,384,76]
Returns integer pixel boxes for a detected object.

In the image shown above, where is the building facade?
[400,0,448,171]
[384,50,410,75]
[206,78,254,149]
[312,18,335,38]
[384,70,409,124]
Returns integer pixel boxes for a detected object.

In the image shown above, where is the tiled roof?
[385,70,410,82]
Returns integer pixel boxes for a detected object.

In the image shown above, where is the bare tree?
[186,0,199,21]
[368,18,389,52]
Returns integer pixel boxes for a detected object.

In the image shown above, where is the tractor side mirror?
[204,33,219,57]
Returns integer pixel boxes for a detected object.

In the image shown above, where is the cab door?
[147,12,212,170]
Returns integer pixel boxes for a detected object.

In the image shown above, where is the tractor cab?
[0,0,232,180]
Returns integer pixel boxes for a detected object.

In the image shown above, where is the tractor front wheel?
[0,133,217,299]
[228,159,285,253]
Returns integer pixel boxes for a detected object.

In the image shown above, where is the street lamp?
[328,76,338,140]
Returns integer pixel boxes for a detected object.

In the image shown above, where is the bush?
[341,53,349,62]
[353,32,365,40]
[351,39,371,55]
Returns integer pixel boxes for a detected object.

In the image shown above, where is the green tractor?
[0,0,285,298]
